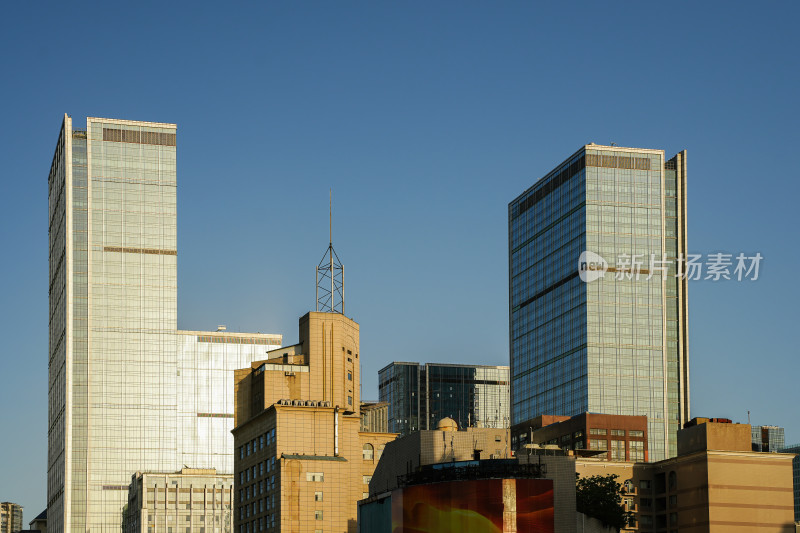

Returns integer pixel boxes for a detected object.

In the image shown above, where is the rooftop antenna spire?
[316,190,345,314]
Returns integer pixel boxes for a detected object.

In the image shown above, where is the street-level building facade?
[509,144,689,461]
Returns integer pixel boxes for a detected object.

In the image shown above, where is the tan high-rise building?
[232,312,397,533]
[1,503,23,533]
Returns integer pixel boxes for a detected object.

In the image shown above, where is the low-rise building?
[576,418,795,532]
[367,418,577,532]
[123,468,234,533]
[27,510,45,533]
[514,412,649,462]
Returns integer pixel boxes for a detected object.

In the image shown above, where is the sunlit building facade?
[1,502,23,533]
[509,145,689,461]
[379,362,510,436]
[47,115,281,533]
[123,468,234,533]
[232,312,397,533]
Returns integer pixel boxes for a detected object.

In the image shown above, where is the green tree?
[575,473,631,531]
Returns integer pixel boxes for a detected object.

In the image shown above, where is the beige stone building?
[576,418,796,532]
[359,402,388,434]
[232,312,397,533]
[123,468,233,533]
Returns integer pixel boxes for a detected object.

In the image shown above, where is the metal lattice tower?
[316,191,344,314]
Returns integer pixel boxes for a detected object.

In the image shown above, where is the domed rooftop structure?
[436,417,459,432]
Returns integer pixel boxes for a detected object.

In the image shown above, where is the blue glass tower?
[508,145,689,461]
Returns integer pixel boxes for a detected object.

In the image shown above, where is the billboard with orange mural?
[390,478,554,533]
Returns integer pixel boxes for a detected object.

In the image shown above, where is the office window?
[629,430,644,437]
[589,439,608,451]
[589,428,607,435]
[630,441,645,462]
[314,511,323,520]
[610,429,625,436]
[362,443,374,461]
[306,472,324,482]
[348,371,352,381]
[611,440,625,460]
[314,491,323,502]
[362,475,372,484]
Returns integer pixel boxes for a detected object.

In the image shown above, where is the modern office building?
[751,424,785,452]
[1,503,23,533]
[123,468,234,533]
[509,144,689,461]
[232,312,397,533]
[378,362,510,436]
[778,443,800,521]
[47,115,281,533]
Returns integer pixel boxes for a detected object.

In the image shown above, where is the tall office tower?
[379,362,510,436]
[752,425,785,452]
[508,145,688,461]
[47,115,281,533]
[0,502,23,533]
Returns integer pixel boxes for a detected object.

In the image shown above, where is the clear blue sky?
[2,1,798,517]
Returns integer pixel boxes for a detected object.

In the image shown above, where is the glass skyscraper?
[47,116,281,533]
[508,144,688,461]
[379,362,510,436]
[752,425,785,452]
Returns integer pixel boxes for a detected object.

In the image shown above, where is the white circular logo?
[579,251,608,283]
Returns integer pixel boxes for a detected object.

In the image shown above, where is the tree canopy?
[575,473,631,531]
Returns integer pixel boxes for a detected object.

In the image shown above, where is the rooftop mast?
[316,190,344,314]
